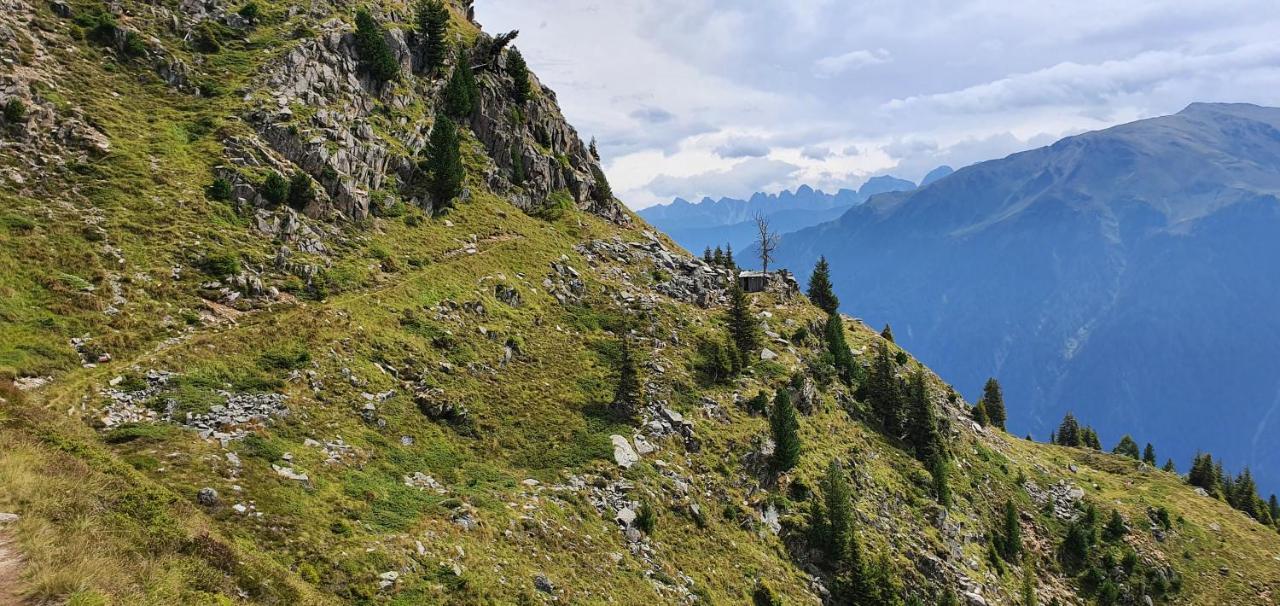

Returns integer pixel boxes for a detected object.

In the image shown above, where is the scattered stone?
[610,434,639,468]
[196,487,219,506]
[271,464,310,483]
[534,574,556,594]
[0,513,18,525]
[759,348,778,361]
[379,571,400,589]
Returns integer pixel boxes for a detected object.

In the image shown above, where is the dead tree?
[754,213,779,274]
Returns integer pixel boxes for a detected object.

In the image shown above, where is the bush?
[261,171,289,205]
[259,344,312,370]
[238,2,260,20]
[3,98,26,123]
[206,177,233,201]
[193,21,226,53]
[287,171,315,210]
[636,499,657,535]
[198,251,241,276]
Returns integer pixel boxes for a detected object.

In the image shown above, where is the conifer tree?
[443,53,477,118]
[354,9,399,82]
[424,112,463,212]
[1188,453,1217,492]
[867,341,903,435]
[880,323,895,342]
[1143,443,1157,465]
[823,313,858,385]
[906,369,944,466]
[262,171,289,206]
[997,498,1022,561]
[713,246,724,266]
[1269,494,1279,526]
[1104,509,1126,541]
[727,282,760,361]
[769,390,801,473]
[972,400,990,426]
[820,459,854,563]
[416,0,450,74]
[287,171,315,210]
[1230,468,1260,518]
[590,164,613,204]
[612,337,641,418]
[931,456,952,507]
[703,247,712,263]
[807,255,840,313]
[505,47,531,103]
[981,377,1006,430]
[1162,458,1177,473]
[1082,427,1102,450]
[724,243,735,269]
[1054,413,1081,447]
[1112,435,1140,459]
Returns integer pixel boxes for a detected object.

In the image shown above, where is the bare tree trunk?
[754,213,779,274]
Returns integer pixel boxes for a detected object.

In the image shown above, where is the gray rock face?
[610,434,640,469]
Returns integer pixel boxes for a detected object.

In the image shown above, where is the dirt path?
[0,529,22,605]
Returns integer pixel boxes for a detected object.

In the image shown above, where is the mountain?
[774,102,1280,494]
[639,175,920,253]
[920,164,955,186]
[1,2,1278,604]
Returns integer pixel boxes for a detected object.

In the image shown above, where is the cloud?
[644,158,801,200]
[714,136,771,158]
[801,146,831,160]
[630,107,675,123]
[814,48,891,78]
[884,42,1280,115]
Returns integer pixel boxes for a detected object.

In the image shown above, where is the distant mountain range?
[638,174,924,253]
[771,103,1280,493]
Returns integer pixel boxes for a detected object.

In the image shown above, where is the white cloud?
[814,48,891,77]
[715,136,771,158]
[643,158,801,200]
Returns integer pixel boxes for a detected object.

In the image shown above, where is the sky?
[475,1,1280,209]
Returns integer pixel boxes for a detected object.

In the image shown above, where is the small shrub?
[636,499,657,534]
[207,177,233,201]
[238,2,260,20]
[104,423,175,444]
[198,251,240,276]
[3,98,26,123]
[258,344,311,370]
[261,171,289,206]
[287,171,315,210]
[121,31,148,58]
[241,434,284,461]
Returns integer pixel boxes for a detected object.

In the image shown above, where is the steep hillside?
[1,2,1278,605]
[774,103,1280,496]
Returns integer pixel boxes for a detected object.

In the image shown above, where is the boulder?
[610,434,639,468]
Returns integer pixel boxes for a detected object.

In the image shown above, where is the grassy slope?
[0,1,1278,604]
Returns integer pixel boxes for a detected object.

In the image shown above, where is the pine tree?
[287,171,315,210]
[424,112,463,212]
[724,243,735,269]
[881,323,895,342]
[262,171,289,206]
[1054,413,1081,447]
[972,401,990,426]
[823,313,858,386]
[1269,494,1279,526]
[1021,561,1038,606]
[1230,468,1260,518]
[1104,509,1126,541]
[703,247,712,263]
[820,459,854,563]
[695,337,736,384]
[505,47,531,103]
[997,498,1022,561]
[980,378,1006,430]
[1082,427,1101,450]
[1188,452,1216,491]
[931,456,952,507]
[807,255,840,313]
[590,164,613,204]
[443,53,477,118]
[769,390,801,473]
[906,368,944,466]
[416,0,450,74]
[867,341,903,436]
[1112,435,1140,459]
[713,246,724,266]
[612,337,641,418]
[354,9,399,82]
[1162,458,1177,473]
[1143,443,1157,465]
[727,282,760,361]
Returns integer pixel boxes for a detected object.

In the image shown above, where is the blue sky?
[477,1,1280,208]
